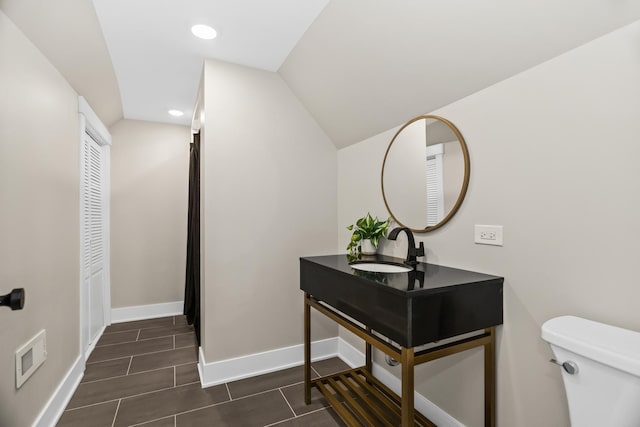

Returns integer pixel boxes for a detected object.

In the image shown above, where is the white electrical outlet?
[474,225,503,246]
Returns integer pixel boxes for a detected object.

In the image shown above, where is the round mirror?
[381,115,470,232]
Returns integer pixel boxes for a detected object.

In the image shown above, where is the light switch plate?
[474,225,503,246]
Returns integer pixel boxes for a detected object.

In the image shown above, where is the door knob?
[1,288,25,310]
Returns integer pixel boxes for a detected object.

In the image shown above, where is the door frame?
[78,96,111,360]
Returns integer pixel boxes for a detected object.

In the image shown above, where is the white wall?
[0,10,81,426]
[201,59,338,362]
[383,120,427,228]
[110,119,190,308]
[338,20,640,427]
[0,0,123,127]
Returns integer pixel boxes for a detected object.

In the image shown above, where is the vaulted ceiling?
[92,0,329,126]
[0,0,122,127]
[280,0,640,147]
[3,0,640,147]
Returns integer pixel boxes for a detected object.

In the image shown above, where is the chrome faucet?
[387,227,425,266]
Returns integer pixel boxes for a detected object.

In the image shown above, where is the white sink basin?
[350,262,412,273]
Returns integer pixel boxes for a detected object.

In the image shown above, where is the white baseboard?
[84,325,106,360]
[33,355,84,427]
[111,301,183,323]
[337,338,465,427]
[337,336,366,367]
[198,337,339,387]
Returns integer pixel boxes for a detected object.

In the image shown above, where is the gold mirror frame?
[381,115,470,233]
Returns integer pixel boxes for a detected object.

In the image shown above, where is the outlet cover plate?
[474,225,503,246]
[16,329,46,388]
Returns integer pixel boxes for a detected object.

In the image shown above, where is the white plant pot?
[361,239,377,255]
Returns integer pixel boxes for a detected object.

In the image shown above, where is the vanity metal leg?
[401,347,415,426]
[304,293,311,405]
[365,326,372,373]
[484,327,496,427]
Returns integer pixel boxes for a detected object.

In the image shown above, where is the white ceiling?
[92,0,329,126]
[4,1,640,146]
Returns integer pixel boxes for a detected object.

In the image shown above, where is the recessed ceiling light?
[168,109,184,117]
[191,24,217,40]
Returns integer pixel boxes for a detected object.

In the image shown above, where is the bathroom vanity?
[300,254,503,427]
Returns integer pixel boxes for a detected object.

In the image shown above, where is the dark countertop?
[300,254,504,347]
[301,254,502,295]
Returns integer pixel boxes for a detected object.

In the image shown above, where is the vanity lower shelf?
[312,366,435,427]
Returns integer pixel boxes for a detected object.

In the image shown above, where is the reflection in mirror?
[381,115,469,232]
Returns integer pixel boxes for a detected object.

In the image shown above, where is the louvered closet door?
[81,133,106,346]
[426,144,444,226]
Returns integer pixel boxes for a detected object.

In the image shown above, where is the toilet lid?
[542,315,640,377]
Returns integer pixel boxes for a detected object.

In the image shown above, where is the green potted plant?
[347,213,391,257]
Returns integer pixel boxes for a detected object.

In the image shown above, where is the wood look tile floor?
[57,316,346,427]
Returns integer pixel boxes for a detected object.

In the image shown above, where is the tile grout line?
[278,388,297,418]
[101,380,207,404]
[95,340,136,349]
[102,327,191,340]
[92,330,195,352]
[179,380,201,387]
[173,335,176,350]
[88,338,172,355]
[311,366,321,377]
[219,376,322,401]
[64,400,119,413]
[128,413,177,427]
[221,384,303,404]
[102,327,153,335]
[262,407,331,427]
[225,382,232,401]
[129,359,198,377]
[174,343,195,350]
[87,343,195,365]
[174,414,177,427]
[96,331,192,349]
[110,399,121,427]
[65,382,186,412]
[214,365,336,401]
[95,334,193,350]
[126,356,133,375]
[174,365,176,387]
[103,321,175,335]
[158,385,295,421]
[104,315,185,331]
[81,360,198,385]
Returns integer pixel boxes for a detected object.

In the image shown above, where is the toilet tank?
[542,316,640,427]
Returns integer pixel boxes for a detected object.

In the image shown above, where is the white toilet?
[542,316,640,427]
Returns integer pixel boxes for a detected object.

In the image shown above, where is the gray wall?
[0,10,81,426]
[110,119,190,308]
[200,59,339,362]
[337,20,640,427]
